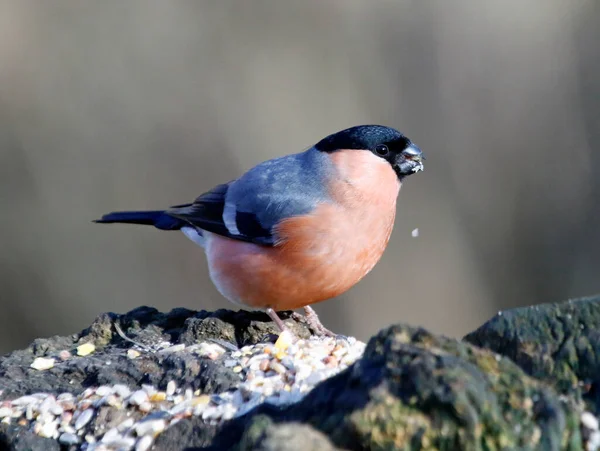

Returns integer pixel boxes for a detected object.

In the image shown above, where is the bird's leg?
[303,306,335,337]
[266,308,291,333]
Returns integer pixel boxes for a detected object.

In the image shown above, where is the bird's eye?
[375,144,389,156]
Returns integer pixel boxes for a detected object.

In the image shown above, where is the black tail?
[94,210,184,230]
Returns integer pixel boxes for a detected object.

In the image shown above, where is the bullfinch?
[95,125,424,336]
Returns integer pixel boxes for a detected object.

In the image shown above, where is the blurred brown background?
[1,1,599,355]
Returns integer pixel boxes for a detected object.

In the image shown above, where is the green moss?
[216,321,583,450]
[465,295,600,412]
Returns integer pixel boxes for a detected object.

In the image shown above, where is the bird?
[95,125,424,336]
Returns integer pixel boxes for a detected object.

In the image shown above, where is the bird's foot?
[302,306,336,337]
[267,306,338,340]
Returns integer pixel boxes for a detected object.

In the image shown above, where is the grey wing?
[166,150,332,246]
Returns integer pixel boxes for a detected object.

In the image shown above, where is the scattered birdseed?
[127,349,141,359]
[128,390,148,406]
[582,412,599,431]
[581,411,600,451]
[0,335,366,450]
[58,432,80,446]
[77,342,96,357]
[75,409,94,430]
[588,432,600,451]
[30,357,55,371]
[157,344,186,354]
[165,381,177,397]
[135,435,154,451]
[58,350,72,361]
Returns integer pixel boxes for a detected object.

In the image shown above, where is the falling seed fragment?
[411,228,419,238]
[30,357,55,371]
[76,343,96,356]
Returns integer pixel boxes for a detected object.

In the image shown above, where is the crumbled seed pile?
[0,331,365,450]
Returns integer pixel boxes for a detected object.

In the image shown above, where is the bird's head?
[315,125,424,180]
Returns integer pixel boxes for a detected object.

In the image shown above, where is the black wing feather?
[166,183,274,245]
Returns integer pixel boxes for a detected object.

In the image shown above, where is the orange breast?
[206,150,400,311]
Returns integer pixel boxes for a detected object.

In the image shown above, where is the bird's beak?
[394,144,424,178]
